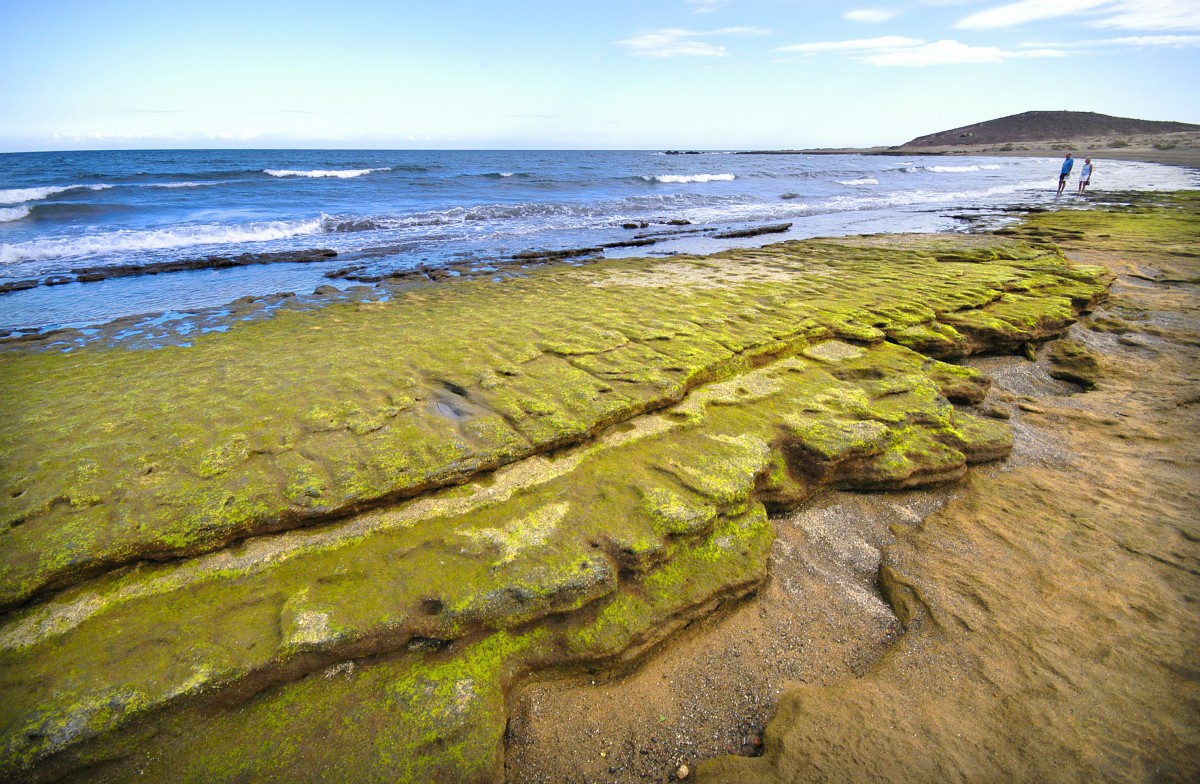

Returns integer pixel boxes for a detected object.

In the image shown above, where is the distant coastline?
[737,141,1200,168]
[738,110,1200,168]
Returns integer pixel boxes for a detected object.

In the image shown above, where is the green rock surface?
[0,232,1107,781]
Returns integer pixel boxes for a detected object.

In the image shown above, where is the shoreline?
[0,192,1196,783]
[2,149,1195,340]
[740,139,1200,168]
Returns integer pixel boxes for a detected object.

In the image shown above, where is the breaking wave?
[0,206,32,223]
[318,192,760,234]
[149,181,219,189]
[264,168,390,179]
[0,184,113,205]
[905,164,1003,173]
[837,177,879,186]
[0,217,324,265]
[640,174,736,184]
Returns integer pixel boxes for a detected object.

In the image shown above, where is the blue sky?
[1,0,1197,151]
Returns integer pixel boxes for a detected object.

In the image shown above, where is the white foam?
[641,174,736,184]
[264,168,389,179]
[0,184,113,205]
[150,181,217,189]
[0,217,325,265]
[818,180,1046,212]
[837,177,879,186]
[0,206,32,223]
[911,164,1003,173]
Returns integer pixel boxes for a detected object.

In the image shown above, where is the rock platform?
[0,230,1110,782]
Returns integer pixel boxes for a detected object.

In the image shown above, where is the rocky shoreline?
[1,194,1195,782]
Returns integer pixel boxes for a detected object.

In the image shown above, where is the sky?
[1,0,1198,151]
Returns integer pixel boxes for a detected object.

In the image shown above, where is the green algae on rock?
[0,340,1013,779]
[0,230,1109,782]
[0,235,1106,611]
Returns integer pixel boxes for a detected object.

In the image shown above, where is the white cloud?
[1022,33,1200,48]
[844,9,900,23]
[1090,0,1200,30]
[52,131,175,142]
[776,36,924,53]
[616,26,770,57]
[958,0,1200,30]
[687,0,727,12]
[865,39,1064,65]
[957,0,1108,29]
[776,36,1065,66]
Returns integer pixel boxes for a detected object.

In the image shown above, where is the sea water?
[1,149,1195,333]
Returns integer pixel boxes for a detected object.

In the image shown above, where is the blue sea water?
[1,149,1196,333]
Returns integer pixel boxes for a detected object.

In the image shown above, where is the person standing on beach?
[1078,158,1093,195]
[1057,152,1074,196]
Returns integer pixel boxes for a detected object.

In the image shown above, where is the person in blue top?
[1077,157,1093,195]
[1057,152,1074,196]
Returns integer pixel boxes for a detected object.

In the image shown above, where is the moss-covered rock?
[0,229,1110,782]
[1046,338,1103,388]
[0,234,1106,611]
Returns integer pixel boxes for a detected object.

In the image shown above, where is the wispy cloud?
[776,36,1064,66]
[616,26,770,57]
[777,36,924,53]
[958,0,1200,31]
[1022,33,1200,48]
[957,0,1107,29]
[844,9,900,23]
[686,0,727,12]
[1090,0,1200,30]
[52,131,173,142]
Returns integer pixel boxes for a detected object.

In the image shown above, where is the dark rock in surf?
[512,247,603,262]
[0,279,39,294]
[67,249,339,283]
[713,223,793,239]
[601,238,659,249]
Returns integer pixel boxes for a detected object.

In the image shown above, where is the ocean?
[1,149,1196,335]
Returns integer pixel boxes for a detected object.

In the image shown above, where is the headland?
[744,110,1200,167]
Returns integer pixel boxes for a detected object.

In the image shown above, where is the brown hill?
[903,110,1200,147]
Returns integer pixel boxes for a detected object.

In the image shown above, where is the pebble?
[677,764,690,779]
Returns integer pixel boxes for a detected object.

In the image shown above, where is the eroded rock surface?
[0,231,1108,782]
[699,190,1200,784]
